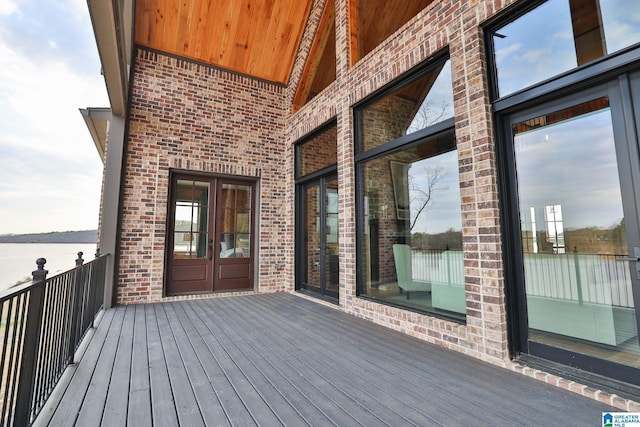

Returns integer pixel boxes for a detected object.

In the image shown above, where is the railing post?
[573,246,583,305]
[14,258,48,426]
[76,251,84,267]
[68,252,85,364]
[90,248,101,328]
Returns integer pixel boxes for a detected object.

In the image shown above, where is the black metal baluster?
[14,259,47,427]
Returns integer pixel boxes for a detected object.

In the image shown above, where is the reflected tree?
[409,165,447,231]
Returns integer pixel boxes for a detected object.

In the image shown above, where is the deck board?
[37,293,617,426]
[154,303,205,426]
[145,304,179,426]
[73,306,125,426]
[183,301,286,426]
[257,294,540,422]
[126,304,152,427]
[162,302,231,426]
[211,298,408,426]
[102,304,135,426]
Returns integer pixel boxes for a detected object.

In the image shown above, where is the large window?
[490,0,640,97]
[356,56,465,319]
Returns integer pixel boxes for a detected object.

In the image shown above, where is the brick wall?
[117,0,514,363]
[118,49,292,304]
[285,0,518,365]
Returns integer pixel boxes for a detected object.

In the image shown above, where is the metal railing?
[523,252,635,308]
[411,248,464,286]
[410,248,635,309]
[0,250,107,426]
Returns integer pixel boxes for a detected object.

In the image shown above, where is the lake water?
[0,243,98,293]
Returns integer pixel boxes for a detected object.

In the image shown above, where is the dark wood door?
[213,180,255,291]
[166,175,255,295]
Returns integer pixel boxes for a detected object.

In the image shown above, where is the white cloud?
[0,0,18,16]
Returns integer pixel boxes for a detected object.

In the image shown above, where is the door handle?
[208,239,214,260]
[615,247,640,262]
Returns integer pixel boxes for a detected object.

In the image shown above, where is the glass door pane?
[299,176,339,299]
[303,183,321,291]
[214,180,254,291]
[173,180,210,259]
[513,97,639,368]
[325,177,339,293]
[219,184,252,258]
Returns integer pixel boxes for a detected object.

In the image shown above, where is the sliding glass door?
[505,75,640,384]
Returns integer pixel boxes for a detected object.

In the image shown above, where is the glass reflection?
[173,180,209,259]
[326,179,339,292]
[493,0,640,97]
[303,184,321,289]
[360,132,465,318]
[513,98,639,367]
[298,125,338,177]
[359,59,454,152]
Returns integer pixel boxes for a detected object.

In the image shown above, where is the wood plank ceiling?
[134,0,314,84]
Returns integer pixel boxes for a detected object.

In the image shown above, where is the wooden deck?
[34,293,615,426]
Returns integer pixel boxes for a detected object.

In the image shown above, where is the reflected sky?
[408,150,462,234]
[494,0,640,97]
[514,108,624,230]
[406,60,455,134]
[494,0,575,96]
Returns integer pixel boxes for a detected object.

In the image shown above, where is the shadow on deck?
[34,293,614,426]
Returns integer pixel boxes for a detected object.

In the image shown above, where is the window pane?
[298,124,338,177]
[492,0,640,97]
[236,234,250,258]
[405,60,454,134]
[359,131,465,318]
[493,0,576,97]
[236,185,251,210]
[193,232,208,259]
[173,180,209,259]
[359,60,454,152]
[220,233,236,257]
[600,0,640,53]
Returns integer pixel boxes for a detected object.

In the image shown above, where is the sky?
[0,0,108,235]
[494,0,640,97]
[408,149,461,235]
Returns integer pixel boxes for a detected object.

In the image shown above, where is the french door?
[298,175,339,300]
[166,174,255,295]
[504,73,640,385]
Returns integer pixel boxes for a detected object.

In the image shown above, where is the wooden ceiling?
[134,0,313,84]
[293,0,336,110]
[350,0,434,65]
[134,0,434,90]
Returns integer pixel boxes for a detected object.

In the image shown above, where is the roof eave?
[80,108,112,163]
[87,0,133,117]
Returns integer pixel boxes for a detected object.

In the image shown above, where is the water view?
[0,243,98,293]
